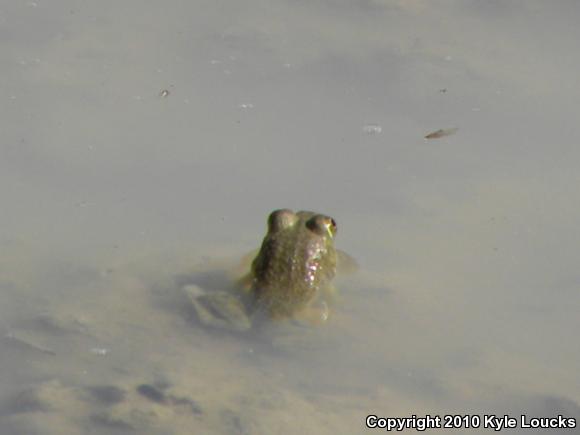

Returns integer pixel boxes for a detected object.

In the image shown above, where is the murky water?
[1,1,579,433]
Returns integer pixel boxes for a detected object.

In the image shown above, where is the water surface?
[1,1,579,433]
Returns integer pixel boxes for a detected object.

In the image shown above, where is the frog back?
[251,224,337,318]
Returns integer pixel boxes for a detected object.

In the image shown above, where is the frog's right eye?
[306,215,337,238]
[267,209,297,232]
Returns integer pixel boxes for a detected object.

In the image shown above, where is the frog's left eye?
[268,209,297,233]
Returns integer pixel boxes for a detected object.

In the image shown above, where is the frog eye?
[329,218,337,235]
[267,209,297,233]
[307,215,337,238]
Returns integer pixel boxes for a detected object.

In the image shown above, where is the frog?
[183,209,352,332]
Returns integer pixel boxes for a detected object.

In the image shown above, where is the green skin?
[186,210,339,331]
[250,210,338,319]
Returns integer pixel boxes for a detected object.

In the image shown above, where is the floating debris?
[238,103,254,109]
[424,128,458,139]
[362,124,382,135]
[90,347,110,356]
[159,89,170,98]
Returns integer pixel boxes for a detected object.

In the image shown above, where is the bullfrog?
[183,209,350,332]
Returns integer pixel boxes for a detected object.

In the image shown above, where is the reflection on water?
[1,0,580,433]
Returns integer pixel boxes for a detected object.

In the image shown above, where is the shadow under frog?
[181,209,357,333]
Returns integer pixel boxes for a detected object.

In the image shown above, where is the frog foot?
[182,285,251,332]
